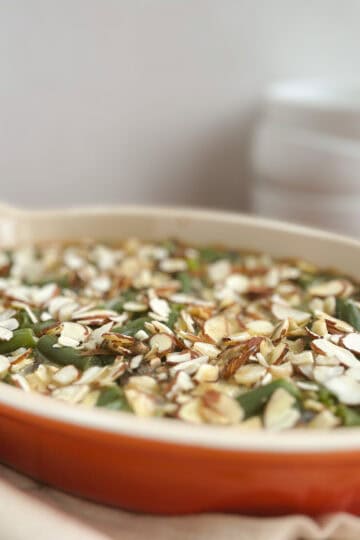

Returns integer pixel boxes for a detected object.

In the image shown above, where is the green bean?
[16,310,35,329]
[186,258,201,272]
[113,316,150,336]
[177,272,192,293]
[36,335,98,370]
[336,298,360,330]
[167,304,184,330]
[0,328,37,354]
[337,404,360,426]
[96,386,130,411]
[237,379,300,419]
[32,319,58,337]
[106,289,138,313]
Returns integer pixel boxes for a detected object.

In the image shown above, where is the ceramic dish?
[0,203,360,515]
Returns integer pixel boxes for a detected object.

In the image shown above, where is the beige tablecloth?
[1,464,360,540]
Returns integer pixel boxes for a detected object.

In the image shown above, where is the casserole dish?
[0,203,360,515]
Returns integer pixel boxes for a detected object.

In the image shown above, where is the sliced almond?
[342,333,360,355]
[178,398,202,423]
[263,388,300,431]
[125,388,157,417]
[58,322,89,348]
[200,390,243,425]
[308,280,345,297]
[271,319,289,342]
[269,361,293,380]
[311,319,328,337]
[207,260,231,283]
[204,314,228,343]
[225,274,249,293]
[272,303,310,324]
[192,341,220,359]
[288,350,314,366]
[194,364,219,382]
[246,319,274,337]
[270,342,288,364]
[52,365,79,385]
[311,338,359,368]
[324,375,360,405]
[313,365,344,384]
[234,364,267,386]
[166,351,192,364]
[169,355,208,376]
[308,410,340,429]
[149,333,174,355]
[149,297,170,319]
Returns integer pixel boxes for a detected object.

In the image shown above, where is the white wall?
[0,1,360,210]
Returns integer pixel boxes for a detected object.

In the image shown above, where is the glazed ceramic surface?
[1,204,360,515]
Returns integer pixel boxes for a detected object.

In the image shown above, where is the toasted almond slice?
[52,365,79,385]
[192,341,220,359]
[324,375,360,405]
[342,333,360,355]
[225,274,249,293]
[270,342,288,364]
[246,319,274,337]
[149,297,170,319]
[0,327,13,341]
[166,351,191,364]
[297,381,319,392]
[151,320,174,335]
[130,354,143,370]
[170,355,208,376]
[311,338,359,368]
[58,322,89,348]
[72,309,118,321]
[272,303,310,324]
[160,258,187,273]
[52,384,89,403]
[308,280,345,297]
[346,367,360,381]
[271,319,289,342]
[149,333,174,355]
[315,354,339,366]
[204,314,228,343]
[237,416,262,430]
[123,301,148,312]
[264,388,300,431]
[128,375,158,392]
[288,350,314,366]
[323,295,336,316]
[77,366,105,385]
[311,319,328,337]
[269,361,293,380]
[207,260,231,283]
[308,410,340,429]
[314,311,354,333]
[200,390,244,425]
[234,364,267,386]
[178,398,203,423]
[313,365,344,384]
[194,364,219,383]
[125,389,157,417]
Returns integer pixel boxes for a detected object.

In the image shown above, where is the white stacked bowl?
[251,80,360,237]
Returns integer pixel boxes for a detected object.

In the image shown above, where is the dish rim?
[1,203,360,454]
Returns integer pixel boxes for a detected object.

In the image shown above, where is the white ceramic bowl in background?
[251,80,360,237]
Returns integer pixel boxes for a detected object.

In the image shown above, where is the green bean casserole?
[0,238,360,430]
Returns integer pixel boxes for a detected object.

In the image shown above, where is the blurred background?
[1,1,359,235]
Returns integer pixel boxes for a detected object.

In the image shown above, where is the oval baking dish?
[0,204,360,515]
